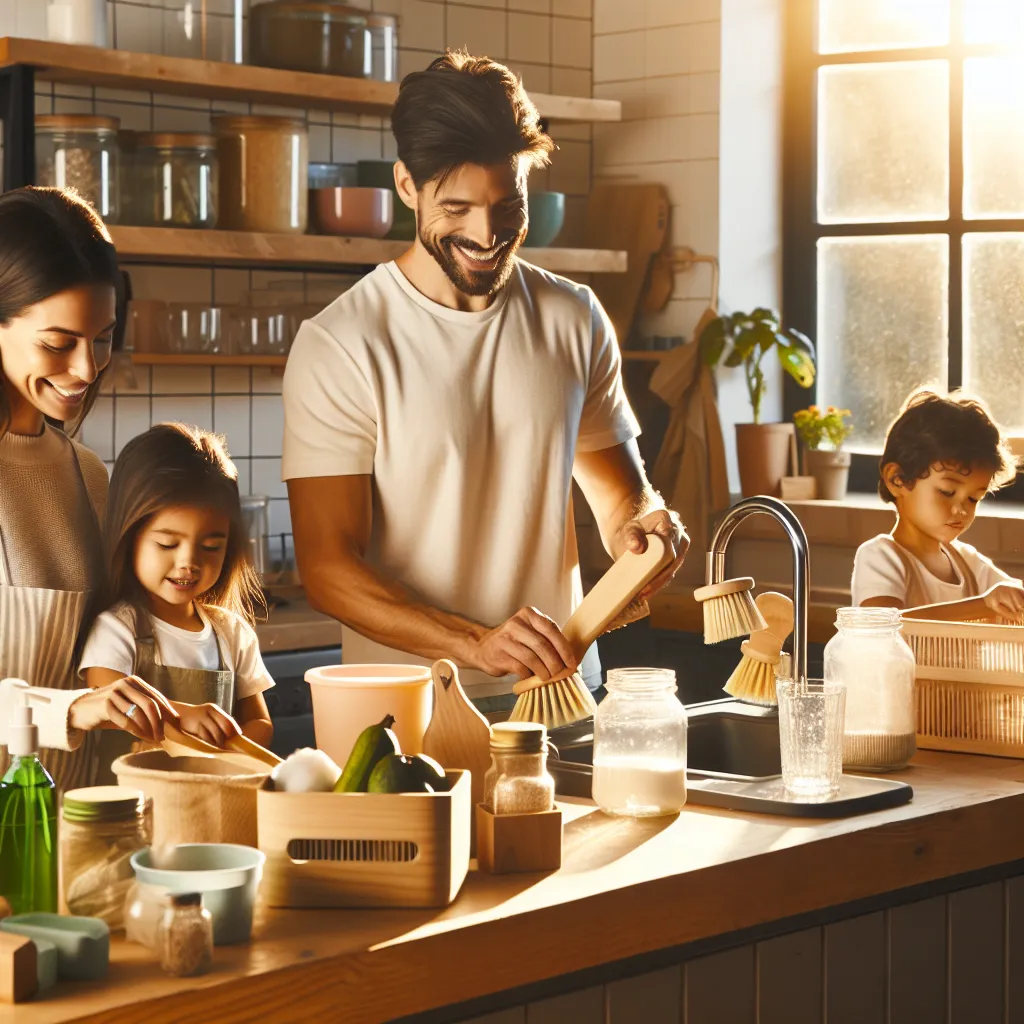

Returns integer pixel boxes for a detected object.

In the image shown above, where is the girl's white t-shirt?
[78,603,274,700]
[851,534,1016,607]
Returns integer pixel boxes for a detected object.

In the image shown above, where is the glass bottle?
[482,723,555,815]
[61,787,150,928]
[592,668,688,817]
[824,606,917,771]
[157,893,213,977]
[0,696,57,914]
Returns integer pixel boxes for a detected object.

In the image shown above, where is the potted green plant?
[699,308,816,497]
[793,405,854,500]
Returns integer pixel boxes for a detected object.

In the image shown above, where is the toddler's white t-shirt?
[852,534,1015,607]
[79,603,274,700]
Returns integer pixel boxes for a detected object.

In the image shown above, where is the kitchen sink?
[549,697,912,818]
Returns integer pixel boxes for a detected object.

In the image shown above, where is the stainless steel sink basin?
[549,697,912,818]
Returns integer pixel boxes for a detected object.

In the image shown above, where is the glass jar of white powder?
[592,668,687,817]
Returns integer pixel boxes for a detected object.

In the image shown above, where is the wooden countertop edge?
[54,785,1024,1024]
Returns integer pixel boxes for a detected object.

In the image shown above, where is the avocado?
[367,753,448,794]
[334,714,402,793]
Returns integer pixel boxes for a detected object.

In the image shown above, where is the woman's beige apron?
[94,609,236,784]
[888,537,981,607]
[0,446,100,792]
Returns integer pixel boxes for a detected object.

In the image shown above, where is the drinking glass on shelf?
[124,299,173,354]
[226,306,289,355]
[167,302,227,354]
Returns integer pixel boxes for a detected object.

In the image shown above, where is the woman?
[0,186,177,787]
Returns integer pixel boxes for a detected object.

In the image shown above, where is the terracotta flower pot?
[804,448,852,501]
[735,423,797,497]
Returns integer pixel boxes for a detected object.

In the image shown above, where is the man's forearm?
[302,550,487,668]
[600,484,664,557]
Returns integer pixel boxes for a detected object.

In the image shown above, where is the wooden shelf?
[0,37,621,123]
[622,350,673,362]
[108,225,628,273]
[130,353,287,367]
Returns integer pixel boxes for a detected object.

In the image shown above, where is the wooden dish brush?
[724,591,794,705]
[693,576,767,643]
[509,534,675,730]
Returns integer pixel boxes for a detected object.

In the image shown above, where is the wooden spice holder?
[475,804,563,875]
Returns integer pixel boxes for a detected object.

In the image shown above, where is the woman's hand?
[69,675,179,743]
[170,701,242,748]
[982,582,1024,620]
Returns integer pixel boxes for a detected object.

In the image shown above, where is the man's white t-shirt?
[851,534,1016,607]
[282,259,641,696]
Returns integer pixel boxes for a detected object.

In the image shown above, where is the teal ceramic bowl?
[524,191,566,248]
[131,844,265,946]
[356,160,416,240]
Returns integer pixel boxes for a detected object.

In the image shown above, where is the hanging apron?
[93,609,236,784]
[0,446,101,793]
[888,537,981,608]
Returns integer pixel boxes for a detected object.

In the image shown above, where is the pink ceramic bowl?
[311,187,394,238]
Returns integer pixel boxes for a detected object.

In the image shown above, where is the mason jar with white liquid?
[592,668,687,817]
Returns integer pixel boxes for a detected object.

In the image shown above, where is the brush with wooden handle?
[509,534,675,729]
[723,591,794,706]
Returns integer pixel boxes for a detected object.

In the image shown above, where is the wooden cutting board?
[584,183,670,342]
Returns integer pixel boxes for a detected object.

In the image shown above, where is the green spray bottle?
[0,693,57,914]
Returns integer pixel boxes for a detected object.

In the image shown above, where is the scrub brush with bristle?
[511,535,675,730]
[693,577,767,643]
[724,591,794,705]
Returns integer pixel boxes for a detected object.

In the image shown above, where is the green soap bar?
[33,938,57,993]
[0,914,109,981]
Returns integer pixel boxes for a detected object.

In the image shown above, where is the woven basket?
[901,614,1024,757]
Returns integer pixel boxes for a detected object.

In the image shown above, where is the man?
[283,51,688,709]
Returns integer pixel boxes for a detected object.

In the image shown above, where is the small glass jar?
[157,892,213,977]
[132,133,218,229]
[367,13,398,82]
[824,607,917,772]
[483,723,555,815]
[60,787,150,928]
[36,114,120,222]
[592,668,687,817]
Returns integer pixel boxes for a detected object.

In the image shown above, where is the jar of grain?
[132,133,218,229]
[825,607,917,772]
[213,115,308,234]
[60,787,150,928]
[482,723,555,815]
[157,892,213,977]
[36,114,120,222]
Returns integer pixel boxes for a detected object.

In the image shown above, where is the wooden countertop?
[254,599,339,654]
[7,751,1024,1023]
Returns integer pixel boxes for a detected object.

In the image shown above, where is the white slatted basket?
[901,615,1024,757]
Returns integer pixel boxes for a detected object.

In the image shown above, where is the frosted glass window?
[819,0,950,54]
[963,58,1024,219]
[964,0,1024,45]
[963,234,1024,433]
[817,236,949,453]
[818,62,949,224]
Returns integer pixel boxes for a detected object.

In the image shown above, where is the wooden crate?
[256,771,470,908]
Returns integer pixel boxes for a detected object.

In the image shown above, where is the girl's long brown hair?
[79,423,264,652]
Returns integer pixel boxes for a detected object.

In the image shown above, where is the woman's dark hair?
[878,388,1017,503]
[0,186,122,438]
[81,423,263,651]
[391,50,555,189]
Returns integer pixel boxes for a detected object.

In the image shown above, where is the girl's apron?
[93,609,236,784]
[887,537,981,607]
[0,446,101,793]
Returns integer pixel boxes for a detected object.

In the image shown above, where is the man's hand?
[982,581,1024,621]
[469,607,578,681]
[617,507,690,601]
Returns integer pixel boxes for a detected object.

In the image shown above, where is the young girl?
[851,389,1024,618]
[79,423,273,777]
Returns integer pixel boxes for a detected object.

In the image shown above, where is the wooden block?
[476,805,562,874]
[0,932,38,1004]
[781,476,817,501]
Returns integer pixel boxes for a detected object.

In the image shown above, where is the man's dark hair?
[391,50,555,190]
[878,388,1017,503]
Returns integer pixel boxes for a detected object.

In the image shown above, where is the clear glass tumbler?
[777,678,846,799]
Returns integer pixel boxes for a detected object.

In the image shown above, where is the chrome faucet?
[705,495,811,687]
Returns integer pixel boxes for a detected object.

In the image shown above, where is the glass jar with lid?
[824,606,917,771]
[131,133,218,229]
[157,892,213,977]
[60,786,150,928]
[36,114,120,223]
[592,668,687,817]
[483,722,555,815]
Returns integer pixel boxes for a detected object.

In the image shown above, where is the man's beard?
[419,227,525,298]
